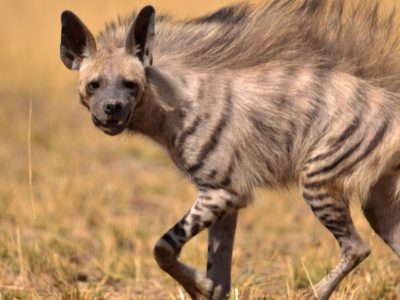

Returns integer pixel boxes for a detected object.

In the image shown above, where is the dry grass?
[0,0,399,299]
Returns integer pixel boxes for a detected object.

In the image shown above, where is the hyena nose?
[103,100,123,115]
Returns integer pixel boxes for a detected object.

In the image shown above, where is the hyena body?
[60,0,400,299]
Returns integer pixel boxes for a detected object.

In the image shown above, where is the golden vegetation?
[0,0,399,299]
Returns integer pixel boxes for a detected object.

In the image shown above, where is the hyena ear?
[125,6,155,66]
[60,11,96,70]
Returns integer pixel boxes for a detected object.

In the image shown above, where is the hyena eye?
[87,81,100,94]
[123,80,139,95]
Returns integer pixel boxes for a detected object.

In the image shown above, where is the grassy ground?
[1,0,399,299]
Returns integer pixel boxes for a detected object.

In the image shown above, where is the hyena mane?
[98,0,400,92]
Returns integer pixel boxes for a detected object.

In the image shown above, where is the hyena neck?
[127,64,200,150]
[127,88,167,144]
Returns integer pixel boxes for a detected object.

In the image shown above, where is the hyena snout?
[103,99,123,116]
[91,98,132,136]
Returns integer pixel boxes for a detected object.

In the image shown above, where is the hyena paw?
[193,277,230,300]
[210,285,230,300]
[195,272,214,298]
[184,271,214,299]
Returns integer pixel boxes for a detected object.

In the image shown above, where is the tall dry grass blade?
[301,257,318,299]
[177,287,186,300]
[28,95,37,220]
[286,256,294,299]
[233,287,239,300]
[16,227,25,277]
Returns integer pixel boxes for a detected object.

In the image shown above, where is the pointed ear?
[60,11,96,70]
[125,6,155,66]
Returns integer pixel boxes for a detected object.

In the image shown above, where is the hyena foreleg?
[301,176,370,299]
[153,187,240,299]
[207,211,238,299]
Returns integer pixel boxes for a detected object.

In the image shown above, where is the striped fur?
[60,1,400,299]
[98,0,400,92]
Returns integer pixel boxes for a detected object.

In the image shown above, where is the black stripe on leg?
[203,221,212,227]
[199,194,213,201]
[198,183,221,191]
[172,223,186,238]
[194,202,203,212]
[226,200,234,208]
[324,222,349,235]
[190,223,201,236]
[318,213,346,224]
[324,225,347,238]
[310,204,346,214]
[321,217,349,230]
[161,233,180,253]
[302,192,330,202]
[202,203,221,211]
[191,214,201,223]
[302,180,329,190]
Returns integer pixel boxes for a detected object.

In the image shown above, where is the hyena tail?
[362,173,400,256]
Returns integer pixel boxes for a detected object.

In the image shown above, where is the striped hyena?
[60,0,400,299]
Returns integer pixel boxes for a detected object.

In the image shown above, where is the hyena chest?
[166,115,297,193]
[168,123,238,188]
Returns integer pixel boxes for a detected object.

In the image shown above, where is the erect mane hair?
[97,0,400,93]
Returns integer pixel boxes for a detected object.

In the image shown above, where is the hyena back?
[60,1,400,299]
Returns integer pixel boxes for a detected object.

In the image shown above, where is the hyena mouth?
[92,112,132,136]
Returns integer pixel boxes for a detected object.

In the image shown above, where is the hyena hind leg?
[363,174,400,256]
[301,176,370,299]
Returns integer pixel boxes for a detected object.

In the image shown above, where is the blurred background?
[0,0,399,299]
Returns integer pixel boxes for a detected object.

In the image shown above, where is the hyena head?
[60,7,155,136]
